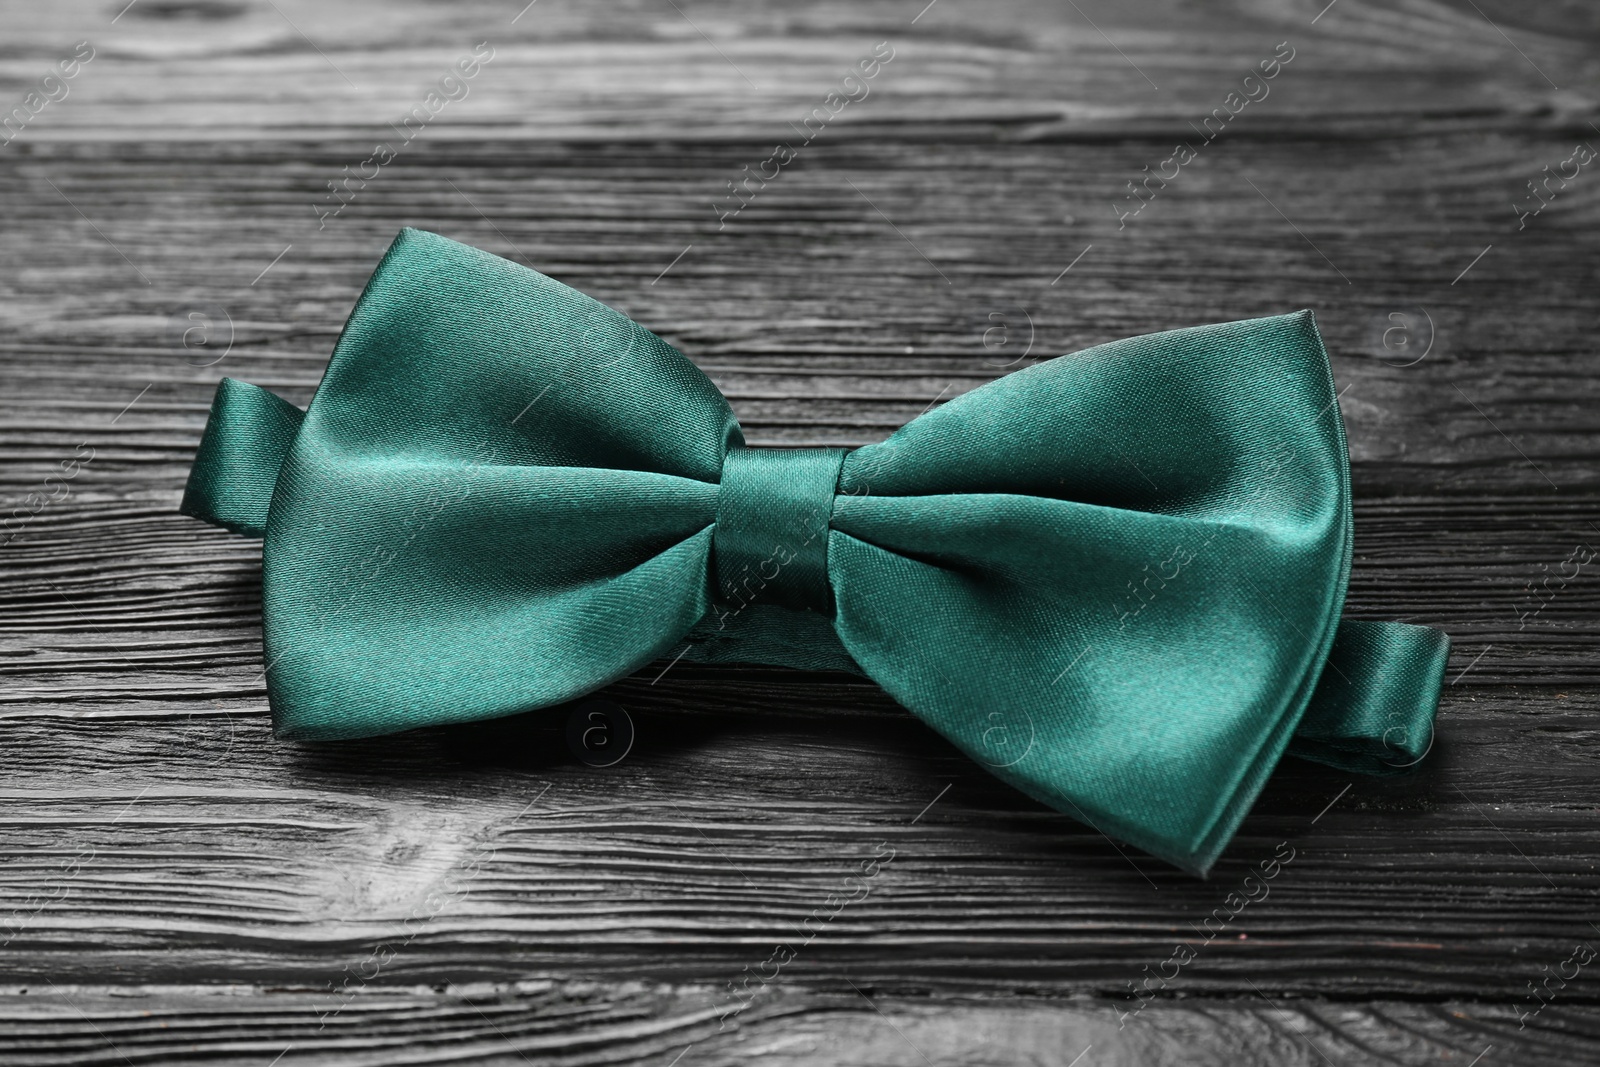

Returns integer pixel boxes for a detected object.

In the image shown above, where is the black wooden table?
[3,0,1598,1063]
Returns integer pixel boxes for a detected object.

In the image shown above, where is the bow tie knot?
[713,446,846,614]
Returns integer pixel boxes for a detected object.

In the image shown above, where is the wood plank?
[0,0,1591,142]
[0,986,1575,1067]
[0,684,1597,1001]
[3,0,1600,1062]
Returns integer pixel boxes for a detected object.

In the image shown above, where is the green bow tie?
[181,228,1448,875]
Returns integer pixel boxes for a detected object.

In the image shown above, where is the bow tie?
[181,228,1448,875]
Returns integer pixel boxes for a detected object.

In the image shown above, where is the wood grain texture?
[2,0,1600,1063]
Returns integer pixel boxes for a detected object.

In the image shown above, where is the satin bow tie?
[181,228,1449,875]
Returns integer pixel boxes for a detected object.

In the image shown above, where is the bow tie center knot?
[712,446,847,614]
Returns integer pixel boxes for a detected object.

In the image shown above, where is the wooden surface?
[3,0,1600,1063]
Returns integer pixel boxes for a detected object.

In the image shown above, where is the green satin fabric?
[179,228,1449,875]
[714,446,845,613]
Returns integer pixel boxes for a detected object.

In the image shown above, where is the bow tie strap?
[1287,617,1449,775]
[180,377,303,538]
